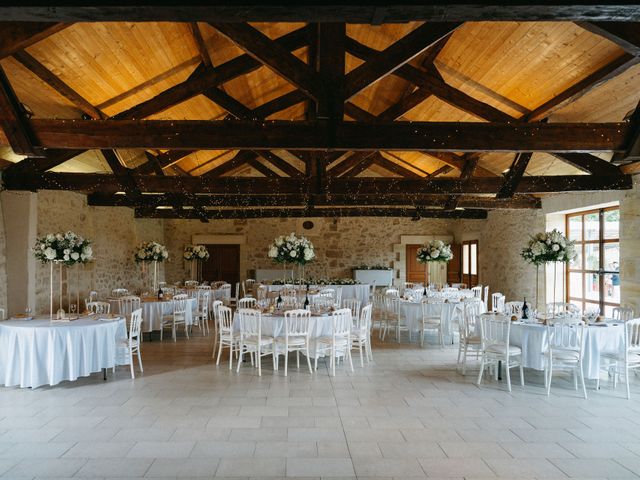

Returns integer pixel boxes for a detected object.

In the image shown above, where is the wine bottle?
[158,287,163,300]
[522,297,529,320]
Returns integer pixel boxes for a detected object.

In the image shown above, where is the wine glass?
[70,304,77,316]
[24,306,32,317]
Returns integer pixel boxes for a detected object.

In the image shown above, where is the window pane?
[569,244,583,270]
[569,272,583,299]
[585,301,600,316]
[604,243,619,270]
[462,244,469,274]
[568,215,582,241]
[584,243,600,271]
[585,273,600,301]
[470,244,477,275]
[604,304,616,318]
[604,244,620,304]
[604,209,619,240]
[584,213,599,241]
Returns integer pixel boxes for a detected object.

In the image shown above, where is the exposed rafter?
[0,22,68,58]
[496,152,534,199]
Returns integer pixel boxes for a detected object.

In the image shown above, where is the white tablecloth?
[267,284,370,305]
[401,300,483,342]
[109,298,196,333]
[0,316,127,388]
[509,321,625,380]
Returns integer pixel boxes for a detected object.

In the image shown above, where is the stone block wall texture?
[35,191,164,311]
[164,217,454,282]
[620,180,640,314]
[0,196,7,314]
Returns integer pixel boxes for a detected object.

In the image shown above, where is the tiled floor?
[1,333,640,479]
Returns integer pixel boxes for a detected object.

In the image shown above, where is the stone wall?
[0,194,8,314]
[620,179,640,314]
[164,217,456,283]
[35,191,164,311]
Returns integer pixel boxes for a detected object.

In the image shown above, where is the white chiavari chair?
[315,308,354,376]
[118,295,141,325]
[275,309,312,376]
[213,305,236,368]
[160,294,189,341]
[351,303,373,367]
[504,301,524,316]
[220,284,232,306]
[476,313,524,392]
[111,288,129,298]
[483,286,490,311]
[236,308,275,376]
[115,308,144,379]
[193,289,210,335]
[613,306,634,322]
[457,301,483,374]
[256,284,268,301]
[471,285,482,299]
[243,278,256,297]
[237,297,257,309]
[342,298,362,324]
[546,302,580,317]
[491,293,505,313]
[185,280,199,288]
[598,318,640,399]
[545,318,587,398]
[420,298,445,348]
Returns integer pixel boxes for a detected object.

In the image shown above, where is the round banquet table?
[400,300,484,343]
[267,284,370,305]
[0,315,127,388]
[507,320,625,380]
[109,297,196,333]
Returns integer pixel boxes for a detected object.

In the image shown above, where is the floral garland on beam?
[33,231,93,265]
[268,232,315,265]
[416,240,453,263]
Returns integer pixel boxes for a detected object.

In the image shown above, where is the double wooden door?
[201,244,240,295]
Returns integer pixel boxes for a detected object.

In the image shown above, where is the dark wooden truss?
[1,13,639,219]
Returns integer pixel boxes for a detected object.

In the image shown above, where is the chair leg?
[359,343,364,368]
[130,350,135,380]
[462,344,468,375]
[505,358,512,392]
[229,341,233,370]
[296,350,300,370]
[579,363,588,399]
[137,349,143,373]
[257,345,262,377]
[331,345,336,377]
[348,345,354,373]
[626,364,631,400]
[476,355,485,386]
[236,346,243,373]
[284,347,288,377]
[519,358,524,387]
[306,345,313,374]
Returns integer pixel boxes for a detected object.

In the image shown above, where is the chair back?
[212,300,223,323]
[197,285,212,290]
[614,306,634,322]
[118,295,141,318]
[483,286,489,310]
[111,288,129,298]
[185,280,199,288]
[238,308,262,337]
[256,285,268,301]
[129,308,143,341]
[459,308,480,343]
[547,321,584,353]
[243,279,256,297]
[172,294,189,315]
[217,305,233,332]
[385,295,400,317]
[471,286,482,298]
[359,304,373,334]
[238,297,257,309]
[198,290,210,314]
[491,293,505,312]
[319,288,335,299]
[213,281,226,289]
[281,295,298,308]
[385,288,399,297]
[331,308,352,338]
[504,301,524,316]
[88,301,111,314]
[220,284,231,304]
[625,318,640,351]
[334,287,343,307]
[284,309,311,338]
[342,298,362,322]
[479,313,511,349]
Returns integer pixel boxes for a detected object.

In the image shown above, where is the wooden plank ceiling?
[0,6,639,220]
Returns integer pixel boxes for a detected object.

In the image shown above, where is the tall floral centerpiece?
[416,240,453,295]
[33,231,93,319]
[134,241,168,291]
[521,229,577,313]
[268,233,315,295]
[183,245,209,282]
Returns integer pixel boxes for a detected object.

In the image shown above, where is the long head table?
[109,297,196,333]
[266,284,370,305]
[0,315,127,388]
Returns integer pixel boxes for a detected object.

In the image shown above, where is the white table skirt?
[109,298,196,333]
[401,301,483,341]
[232,313,338,359]
[267,284,370,305]
[0,316,127,388]
[508,321,625,380]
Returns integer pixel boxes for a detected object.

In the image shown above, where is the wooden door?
[202,244,240,295]
[447,243,461,285]
[461,240,479,287]
[406,244,427,284]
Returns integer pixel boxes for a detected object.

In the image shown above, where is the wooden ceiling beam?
[371,154,423,178]
[2,5,640,22]
[211,23,325,102]
[88,192,540,209]
[201,151,258,178]
[344,22,461,100]
[623,100,640,161]
[143,152,166,176]
[245,157,281,178]
[190,22,212,67]
[113,25,311,120]
[135,206,489,220]
[328,152,375,177]
[0,22,68,59]
[444,154,479,209]
[22,118,629,152]
[0,65,44,158]
[5,172,632,195]
[101,150,143,199]
[342,154,377,177]
[496,152,534,199]
[577,22,640,56]
[550,152,624,176]
[13,50,104,120]
[317,23,345,120]
[255,151,304,178]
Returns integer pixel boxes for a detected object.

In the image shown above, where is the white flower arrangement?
[521,229,577,265]
[183,244,209,261]
[134,241,169,263]
[416,240,453,263]
[267,232,315,265]
[32,231,93,265]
